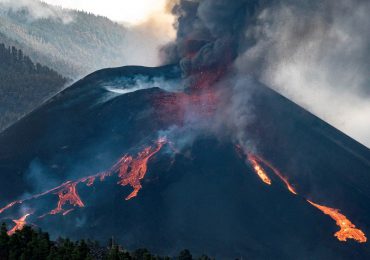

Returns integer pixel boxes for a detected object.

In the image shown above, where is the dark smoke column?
[161,0,264,90]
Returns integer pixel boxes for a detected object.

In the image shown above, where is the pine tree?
[0,223,212,260]
[178,249,193,260]
[0,223,9,259]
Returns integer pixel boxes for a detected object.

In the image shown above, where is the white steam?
[237,0,370,147]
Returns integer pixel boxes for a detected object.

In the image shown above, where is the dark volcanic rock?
[0,65,369,259]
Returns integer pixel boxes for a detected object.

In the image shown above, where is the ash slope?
[0,65,369,259]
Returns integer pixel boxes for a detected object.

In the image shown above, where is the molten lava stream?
[247,154,272,185]
[0,138,167,219]
[8,214,30,236]
[307,200,367,243]
[251,155,297,195]
[49,182,85,215]
[117,137,167,200]
[237,146,367,244]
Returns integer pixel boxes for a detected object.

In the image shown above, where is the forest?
[0,43,68,132]
[0,223,214,260]
[0,2,129,78]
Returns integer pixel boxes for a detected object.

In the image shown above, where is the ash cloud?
[163,0,370,148]
[213,75,258,151]
[161,0,258,76]
[237,0,370,148]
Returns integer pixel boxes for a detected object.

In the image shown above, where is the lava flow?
[49,182,85,215]
[7,214,30,236]
[236,145,366,243]
[247,154,271,185]
[249,154,297,195]
[116,137,167,200]
[0,138,167,219]
[307,200,367,243]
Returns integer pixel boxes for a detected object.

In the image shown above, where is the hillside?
[0,65,368,259]
[0,0,129,78]
[0,44,67,132]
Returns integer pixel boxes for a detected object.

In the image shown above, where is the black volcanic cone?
[0,65,369,259]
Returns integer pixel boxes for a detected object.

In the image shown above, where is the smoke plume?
[237,0,370,148]
[163,0,370,148]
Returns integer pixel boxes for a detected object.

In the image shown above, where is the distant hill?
[0,0,129,78]
[0,0,134,131]
[0,43,67,132]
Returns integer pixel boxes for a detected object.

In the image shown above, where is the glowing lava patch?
[250,154,297,195]
[307,200,367,243]
[8,214,30,236]
[236,145,367,244]
[247,154,272,185]
[0,138,167,220]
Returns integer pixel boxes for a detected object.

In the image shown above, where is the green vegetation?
[0,223,214,260]
[0,2,128,78]
[0,43,68,132]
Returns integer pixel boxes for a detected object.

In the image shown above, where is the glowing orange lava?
[0,138,167,218]
[8,213,30,236]
[251,155,297,195]
[236,145,367,243]
[116,137,167,200]
[247,154,272,185]
[49,182,85,215]
[307,200,367,243]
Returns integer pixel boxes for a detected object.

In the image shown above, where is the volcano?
[0,64,369,259]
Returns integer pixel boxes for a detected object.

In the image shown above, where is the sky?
[41,0,169,25]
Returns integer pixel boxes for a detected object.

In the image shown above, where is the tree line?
[0,223,214,260]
